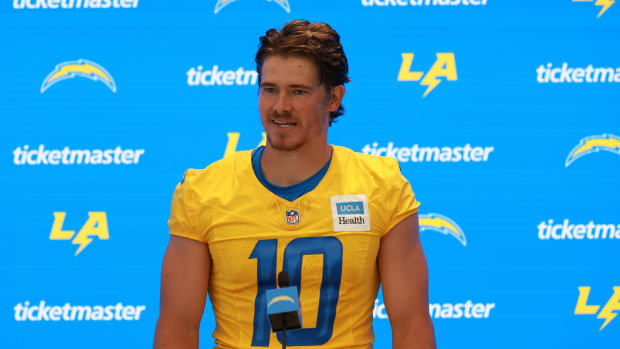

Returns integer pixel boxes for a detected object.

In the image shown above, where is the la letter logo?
[50,212,109,256]
[398,53,457,97]
[575,286,620,331]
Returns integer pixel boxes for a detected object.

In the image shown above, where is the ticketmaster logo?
[362,0,487,6]
[361,142,494,163]
[537,219,620,240]
[12,145,145,165]
[186,65,257,86]
[14,301,146,321]
[13,0,138,9]
[374,299,495,319]
[536,63,620,83]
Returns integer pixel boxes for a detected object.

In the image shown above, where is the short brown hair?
[255,20,350,125]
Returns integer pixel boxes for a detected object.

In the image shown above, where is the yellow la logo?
[50,212,109,256]
[397,53,457,97]
[224,132,266,158]
[575,286,620,330]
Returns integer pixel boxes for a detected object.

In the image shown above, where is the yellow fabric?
[168,145,419,349]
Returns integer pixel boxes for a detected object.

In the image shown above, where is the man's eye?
[293,90,307,95]
[262,87,277,93]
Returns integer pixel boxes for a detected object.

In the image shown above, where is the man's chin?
[267,134,304,151]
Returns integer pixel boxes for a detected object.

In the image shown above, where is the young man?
[154,20,436,349]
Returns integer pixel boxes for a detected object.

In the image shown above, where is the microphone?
[266,271,302,348]
[278,270,290,288]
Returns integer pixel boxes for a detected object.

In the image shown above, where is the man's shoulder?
[334,145,401,178]
[179,150,254,189]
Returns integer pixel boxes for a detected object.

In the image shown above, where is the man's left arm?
[378,213,436,349]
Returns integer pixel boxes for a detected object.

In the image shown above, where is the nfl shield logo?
[285,209,300,226]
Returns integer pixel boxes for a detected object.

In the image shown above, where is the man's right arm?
[154,235,211,349]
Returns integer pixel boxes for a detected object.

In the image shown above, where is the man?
[154,20,435,349]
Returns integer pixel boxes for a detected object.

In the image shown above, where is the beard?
[263,111,328,151]
[266,132,307,151]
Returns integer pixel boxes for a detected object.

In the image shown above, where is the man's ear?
[327,85,345,112]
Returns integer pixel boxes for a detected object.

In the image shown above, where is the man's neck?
[261,143,333,187]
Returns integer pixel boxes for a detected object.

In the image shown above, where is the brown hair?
[255,20,350,125]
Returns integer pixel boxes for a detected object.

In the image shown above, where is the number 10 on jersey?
[249,236,343,347]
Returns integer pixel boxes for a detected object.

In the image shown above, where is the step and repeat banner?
[1,1,619,348]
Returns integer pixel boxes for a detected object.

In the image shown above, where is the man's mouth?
[272,120,297,128]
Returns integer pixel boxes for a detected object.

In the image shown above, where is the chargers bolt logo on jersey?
[41,59,116,93]
[285,209,300,226]
[572,0,615,18]
[398,53,457,97]
[214,0,290,14]
[565,134,620,167]
[419,213,466,246]
[267,296,296,307]
[330,194,370,232]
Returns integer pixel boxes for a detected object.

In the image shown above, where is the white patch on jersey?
[330,194,370,232]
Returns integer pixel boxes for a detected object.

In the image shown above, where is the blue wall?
[2,0,619,348]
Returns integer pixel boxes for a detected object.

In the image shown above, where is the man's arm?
[378,213,436,349]
[154,235,211,349]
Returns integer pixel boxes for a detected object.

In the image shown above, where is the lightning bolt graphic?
[69,212,108,256]
[41,59,116,93]
[597,287,620,331]
[267,296,295,307]
[565,134,620,167]
[573,136,620,157]
[419,213,467,246]
[71,233,93,256]
[48,64,110,84]
[595,0,614,17]
[420,74,441,98]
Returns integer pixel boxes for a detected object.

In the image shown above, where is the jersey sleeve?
[384,158,420,235]
[168,169,207,243]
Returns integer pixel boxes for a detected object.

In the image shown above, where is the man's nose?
[273,92,293,114]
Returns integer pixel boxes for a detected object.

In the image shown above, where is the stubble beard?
[263,111,328,151]
[266,132,306,151]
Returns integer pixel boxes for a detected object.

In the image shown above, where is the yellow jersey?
[168,145,419,349]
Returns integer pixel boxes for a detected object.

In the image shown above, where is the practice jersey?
[168,145,420,349]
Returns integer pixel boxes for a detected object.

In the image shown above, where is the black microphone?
[278,271,290,288]
[266,271,302,349]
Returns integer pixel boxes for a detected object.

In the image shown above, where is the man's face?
[258,55,335,152]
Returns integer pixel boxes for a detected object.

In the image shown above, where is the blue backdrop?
[2,0,619,348]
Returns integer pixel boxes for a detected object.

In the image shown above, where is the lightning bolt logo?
[565,134,620,167]
[41,59,116,93]
[214,0,290,14]
[267,296,296,307]
[573,0,615,18]
[419,213,466,246]
[420,72,441,98]
[49,212,109,256]
[575,286,620,331]
[421,53,457,97]
[597,286,620,330]
[595,0,614,17]
[397,53,457,98]
[71,230,94,256]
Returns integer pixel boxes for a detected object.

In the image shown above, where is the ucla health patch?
[330,194,370,232]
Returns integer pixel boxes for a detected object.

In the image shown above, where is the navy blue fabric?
[251,146,331,202]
